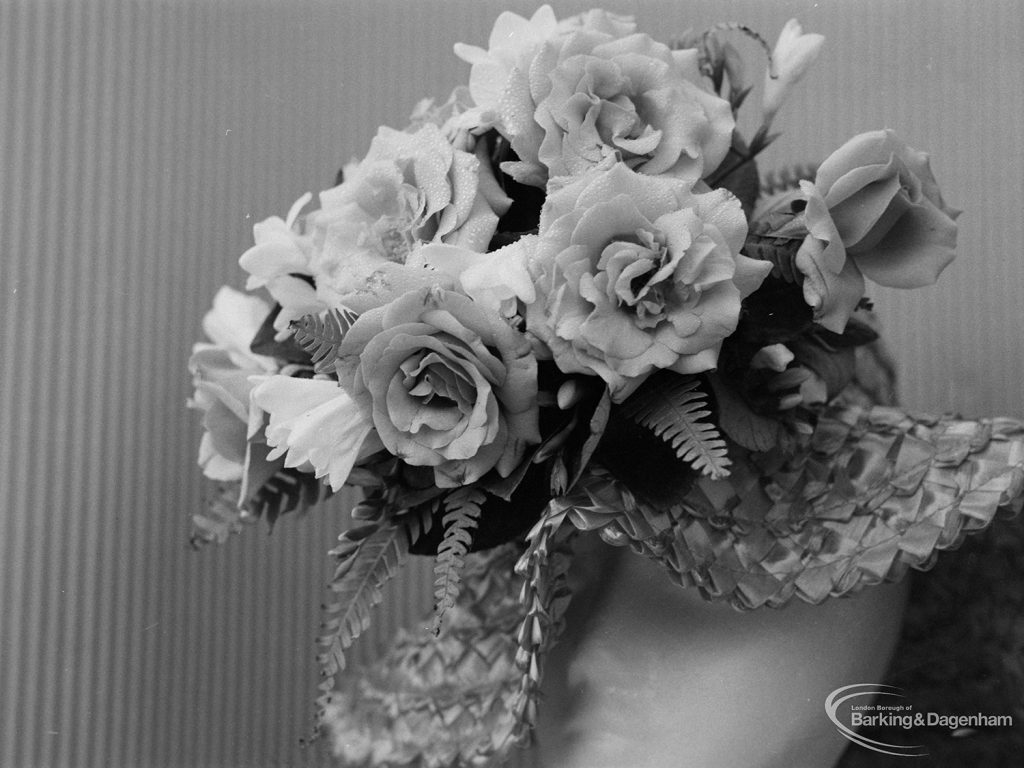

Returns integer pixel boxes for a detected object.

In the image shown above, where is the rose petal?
[201,401,249,468]
[252,376,378,492]
[825,160,902,246]
[795,237,865,333]
[668,345,720,375]
[692,187,748,256]
[572,195,654,250]
[197,432,244,482]
[240,239,309,284]
[200,287,276,367]
[815,129,896,190]
[851,200,957,288]
[731,254,773,299]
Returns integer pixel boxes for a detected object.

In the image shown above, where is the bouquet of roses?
[188,6,1023,766]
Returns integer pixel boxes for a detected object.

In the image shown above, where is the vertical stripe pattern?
[0,2,1020,766]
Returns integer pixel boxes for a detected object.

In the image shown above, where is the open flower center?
[371,216,419,264]
[357,169,430,264]
[398,350,472,434]
[595,228,683,328]
[595,95,661,163]
[567,59,664,167]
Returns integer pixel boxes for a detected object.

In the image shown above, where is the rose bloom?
[452,5,635,133]
[335,287,540,488]
[795,129,959,331]
[240,123,510,324]
[526,162,771,400]
[188,287,278,480]
[814,129,959,285]
[498,27,734,187]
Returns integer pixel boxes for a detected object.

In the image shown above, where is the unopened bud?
[556,379,583,410]
[762,19,825,127]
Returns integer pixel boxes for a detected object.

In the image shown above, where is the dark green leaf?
[711,146,760,218]
[569,388,612,488]
[791,338,857,401]
[812,316,881,349]
[707,373,782,452]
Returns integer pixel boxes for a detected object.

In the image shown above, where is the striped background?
[1,1,1021,766]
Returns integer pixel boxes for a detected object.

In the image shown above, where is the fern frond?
[751,163,820,228]
[743,234,801,282]
[759,162,818,196]
[290,306,359,375]
[190,482,255,548]
[401,500,437,547]
[315,521,408,734]
[247,468,331,528]
[349,485,391,524]
[431,487,486,635]
[190,469,329,548]
[622,376,732,480]
[506,506,575,747]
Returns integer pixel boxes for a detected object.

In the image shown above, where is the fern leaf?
[742,234,802,282]
[290,306,359,375]
[400,501,437,547]
[622,376,731,480]
[247,467,331,528]
[759,162,817,196]
[190,482,254,548]
[348,484,392,524]
[191,466,330,549]
[431,487,485,634]
[315,521,408,733]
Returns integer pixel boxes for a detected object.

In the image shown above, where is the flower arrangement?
[187,7,1024,766]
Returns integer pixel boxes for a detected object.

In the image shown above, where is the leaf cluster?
[314,521,409,735]
[619,374,730,480]
[407,363,611,557]
[249,466,332,528]
[190,459,332,549]
[190,482,253,548]
[594,372,726,508]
